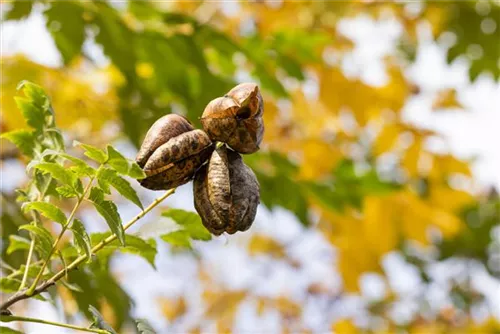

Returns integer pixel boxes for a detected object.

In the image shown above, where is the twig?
[0,188,175,312]
[20,198,44,290]
[27,176,96,295]
[0,315,109,334]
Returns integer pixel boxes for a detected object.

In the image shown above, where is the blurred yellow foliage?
[332,319,358,334]
[433,89,463,110]
[1,56,118,133]
[248,234,286,259]
[158,296,187,322]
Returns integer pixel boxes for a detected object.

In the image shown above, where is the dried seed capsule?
[201,83,264,154]
[193,145,260,235]
[136,114,214,190]
[136,114,194,168]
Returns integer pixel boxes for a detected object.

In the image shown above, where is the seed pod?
[201,83,264,154]
[136,114,194,168]
[193,145,260,235]
[136,114,214,190]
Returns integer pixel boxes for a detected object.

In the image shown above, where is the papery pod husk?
[139,129,214,190]
[136,114,194,168]
[201,83,264,154]
[193,145,260,235]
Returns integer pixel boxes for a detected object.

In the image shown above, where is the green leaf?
[68,265,131,330]
[24,201,67,226]
[6,235,31,255]
[44,2,85,65]
[445,3,500,81]
[88,305,118,334]
[128,162,147,179]
[136,319,157,334]
[89,186,105,203]
[1,129,35,157]
[302,182,343,212]
[52,151,96,177]
[5,0,33,20]
[33,162,77,189]
[88,188,125,246]
[162,209,211,241]
[277,54,305,80]
[106,145,130,174]
[17,81,49,109]
[161,230,192,248]
[0,278,21,293]
[61,280,83,293]
[71,219,92,262]
[74,141,108,164]
[57,250,68,278]
[56,185,79,198]
[91,233,157,268]
[0,326,25,334]
[105,145,146,179]
[97,168,143,209]
[14,96,45,130]
[6,264,42,281]
[19,224,54,259]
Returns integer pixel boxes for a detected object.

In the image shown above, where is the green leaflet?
[88,187,125,246]
[24,201,67,226]
[1,129,35,158]
[74,141,108,164]
[97,167,143,209]
[33,162,77,190]
[18,224,54,259]
[71,218,92,262]
[88,305,118,334]
[91,233,157,268]
[162,208,211,241]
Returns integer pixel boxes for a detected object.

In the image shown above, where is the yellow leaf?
[431,210,462,238]
[428,185,474,213]
[158,296,187,322]
[432,88,463,110]
[398,192,432,244]
[318,64,410,127]
[98,299,118,330]
[298,139,343,180]
[57,285,78,316]
[215,320,232,334]
[332,319,357,333]
[273,296,302,320]
[402,137,423,177]
[363,196,399,255]
[248,234,286,259]
[204,290,246,320]
[374,123,402,155]
[256,297,267,317]
[429,154,472,180]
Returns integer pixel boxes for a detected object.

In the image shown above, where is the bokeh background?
[1,1,500,333]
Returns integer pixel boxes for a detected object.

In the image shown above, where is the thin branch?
[27,176,95,295]
[0,315,109,334]
[0,188,175,312]
[7,261,44,280]
[20,200,44,291]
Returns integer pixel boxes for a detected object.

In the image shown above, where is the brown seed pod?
[136,114,194,168]
[136,114,214,190]
[201,83,264,154]
[193,145,260,235]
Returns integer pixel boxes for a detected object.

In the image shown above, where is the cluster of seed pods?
[136,83,264,235]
